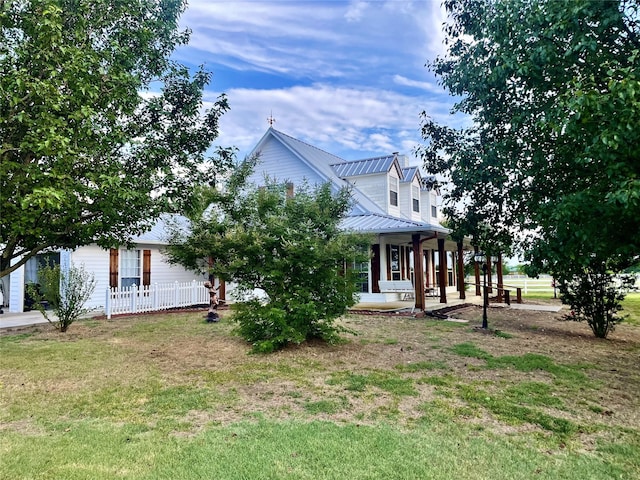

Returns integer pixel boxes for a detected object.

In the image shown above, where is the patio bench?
[378,280,415,300]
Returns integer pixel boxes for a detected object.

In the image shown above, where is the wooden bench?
[378,280,415,300]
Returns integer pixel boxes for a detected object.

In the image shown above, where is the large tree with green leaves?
[166,163,370,352]
[0,0,233,278]
[419,0,639,337]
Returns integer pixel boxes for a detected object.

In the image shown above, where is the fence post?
[106,287,112,320]
[174,281,179,308]
[153,283,159,310]
[130,285,137,314]
[191,280,197,306]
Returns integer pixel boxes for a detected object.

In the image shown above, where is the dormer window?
[390,189,398,206]
[412,186,420,212]
[389,176,399,207]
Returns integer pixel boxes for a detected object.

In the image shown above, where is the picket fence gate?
[105,280,209,319]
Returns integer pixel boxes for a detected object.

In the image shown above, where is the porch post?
[457,241,466,300]
[371,244,381,293]
[496,253,504,303]
[487,256,493,293]
[474,245,481,296]
[423,250,430,289]
[438,238,447,303]
[412,234,425,311]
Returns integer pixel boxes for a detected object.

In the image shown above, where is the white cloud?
[345,1,368,22]
[173,1,467,165]
[206,83,460,160]
[393,74,445,94]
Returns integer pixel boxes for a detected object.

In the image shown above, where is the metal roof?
[401,166,419,183]
[250,129,452,237]
[340,213,449,235]
[330,155,396,177]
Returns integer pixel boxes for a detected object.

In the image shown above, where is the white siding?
[71,244,205,310]
[248,137,326,187]
[142,244,207,285]
[420,191,441,225]
[70,245,111,309]
[345,173,388,211]
[400,179,422,220]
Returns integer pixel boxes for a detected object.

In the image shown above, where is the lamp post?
[474,252,488,329]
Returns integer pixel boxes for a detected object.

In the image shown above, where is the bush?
[560,268,637,338]
[27,263,96,332]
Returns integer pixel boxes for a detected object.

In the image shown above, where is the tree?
[418,0,639,337]
[27,263,96,332]
[166,164,371,352]
[0,0,234,278]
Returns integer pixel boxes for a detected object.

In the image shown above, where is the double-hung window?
[412,186,420,212]
[120,250,141,288]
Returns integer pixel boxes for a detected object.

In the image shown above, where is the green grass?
[1,312,638,479]
[3,419,637,480]
[622,293,640,326]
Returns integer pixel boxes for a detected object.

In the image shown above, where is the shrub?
[27,263,96,332]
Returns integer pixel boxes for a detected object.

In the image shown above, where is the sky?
[173,0,464,164]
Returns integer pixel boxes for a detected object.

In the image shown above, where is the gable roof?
[401,166,420,183]
[250,128,385,216]
[249,128,448,236]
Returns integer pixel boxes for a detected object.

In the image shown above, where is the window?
[352,259,369,293]
[120,250,141,288]
[431,205,437,218]
[412,186,420,212]
[390,245,401,280]
[390,190,398,206]
[389,176,399,207]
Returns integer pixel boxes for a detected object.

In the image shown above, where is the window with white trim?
[120,250,141,288]
[412,186,420,212]
[389,177,399,207]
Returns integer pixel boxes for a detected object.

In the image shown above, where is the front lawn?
[1,306,639,479]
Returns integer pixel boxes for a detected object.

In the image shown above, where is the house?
[245,127,472,310]
[3,215,207,313]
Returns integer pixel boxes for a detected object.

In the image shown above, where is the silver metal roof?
[401,166,419,183]
[330,155,396,177]
[340,213,449,235]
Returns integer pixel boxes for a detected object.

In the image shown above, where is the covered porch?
[352,229,476,312]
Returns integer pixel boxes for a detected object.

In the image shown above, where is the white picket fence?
[105,280,209,319]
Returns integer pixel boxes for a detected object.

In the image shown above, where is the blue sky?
[174,0,464,163]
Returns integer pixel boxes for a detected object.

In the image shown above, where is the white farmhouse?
[244,127,472,310]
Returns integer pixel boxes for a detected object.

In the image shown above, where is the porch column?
[371,244,381,293]
[412,234,425,311]
[487,256,493,294]
[438,238,447,303]
[474,245,481,296]
[423,251,430,288]
[457,241,466,300]
[496,253,504,303]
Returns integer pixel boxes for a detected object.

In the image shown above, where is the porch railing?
[105,280,209,319]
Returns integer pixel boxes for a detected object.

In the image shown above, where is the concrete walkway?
[0,310,52,330]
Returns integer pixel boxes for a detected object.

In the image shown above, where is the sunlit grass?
[1,312,638,479]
